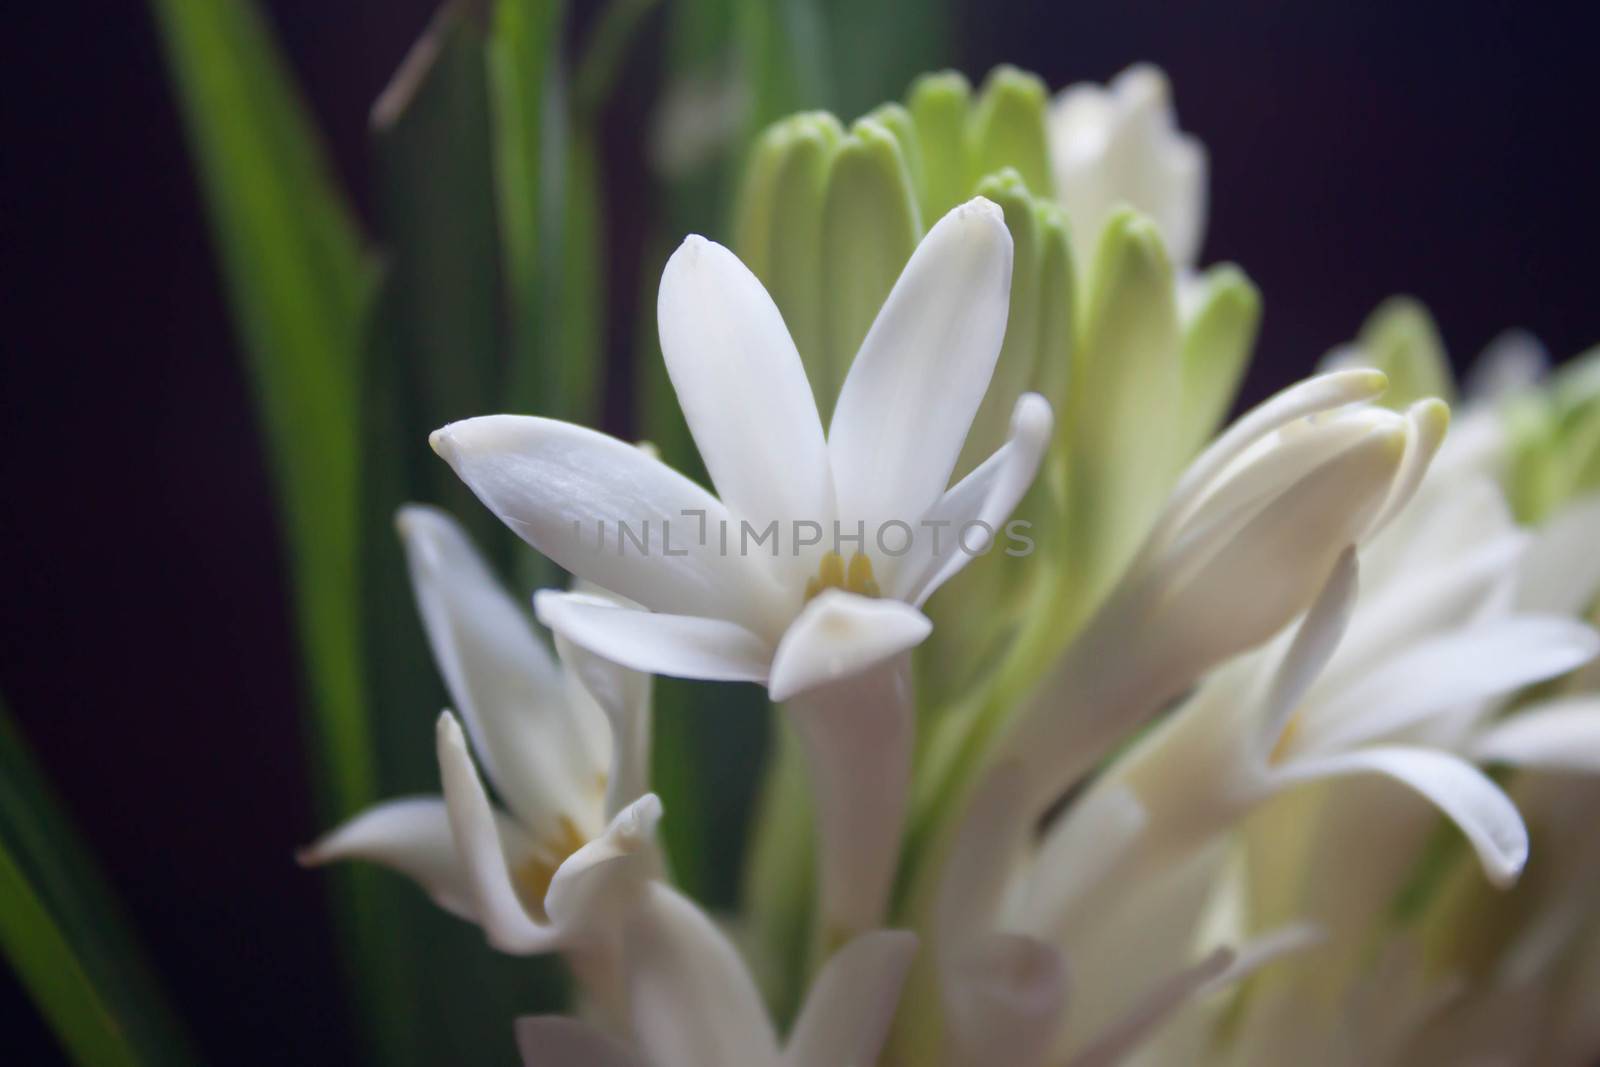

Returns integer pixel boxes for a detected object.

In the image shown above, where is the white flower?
[300,506,662,954]
[429,197,1053,704]
[992,370,1439,815]
[514,883,917,1067]
[1048,64,1207,276]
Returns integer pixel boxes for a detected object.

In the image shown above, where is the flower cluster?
[303,64,1600,1066]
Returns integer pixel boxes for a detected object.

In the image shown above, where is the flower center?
[804,550,880,602]
[1269,712,1304,765]
[512,815,590,922]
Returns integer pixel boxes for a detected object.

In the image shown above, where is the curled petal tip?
[428,425,454,461]
[958,195,1006,223]
[1411,396,1452,436]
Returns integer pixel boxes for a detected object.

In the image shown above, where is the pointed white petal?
[1064,947,1234,1067]
[1517,493,1600,616]
[768,590,931,702]
[1298,616,1600,755]
[297,797,519,922]
[431,415,783,630]
[1274,745,1528,887]
[786,653,915,939]
[435,712,561,954]
[397,505,598,830]
[1147,369,1388,551]
[1322,525,1527,694]
[783,930,918,1067]
[1473,696,1600,774]
[536,591,773,686]
[624,883,780,1067]
[897,392,1054,605]
[945,933,1067,1067]
[544,794,663,933]
[658,235,834,532]
[1364,398,1452,538]
[1198,922,1326,995]
[515,1016,644,1067]
[553,629,652,820]
[829,197,1014,530]
[1258,546,1360,757]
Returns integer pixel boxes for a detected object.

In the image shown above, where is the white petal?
[1473,696,1600,773]
[828,197,1014,531]
[1257,546,1360,757]
[297,797,520,922]
[1321,526,1527,695]
[783,930,918,1067]
[1465,329,1549,402]
[1297,616,1600,756]
[431,415,784,631]
[1364,398,1452,538]
[768,590,931,702]
[785,653,915,940]
[1146,369,1388,552]
[945,933,1067,1067]
[515,1016,644,1067]
[1013,782,1148,936]
[1199,922,1326,995]
[553,629,652,820]
[658,235,834,533]
[1517,493,1600,616]
[536,591,773,686]
[398,505,598,830]
[1273,745,1528,887]
[435,712,561,954]
[936,768,1033,948]
[1064,947,1234,1067]
[896,392,1054,605]
[544,794,664,933]
[624,883,780,1067]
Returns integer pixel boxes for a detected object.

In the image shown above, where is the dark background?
[3,1,1596,1062]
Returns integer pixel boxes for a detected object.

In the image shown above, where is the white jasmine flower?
[514,883,916,1067]
[429,197,1052,704]
[300,506,662,954]
[1048,64,1207,276]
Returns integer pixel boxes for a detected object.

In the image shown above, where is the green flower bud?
[1178,264,1261,455]
[754,113,844,398]
[906,70,971,222]
[1068,208,1182,610]
[967,65,1053,202]
[958,169,1041,475]
[819,117,922,416]
[1355,296,1456,409]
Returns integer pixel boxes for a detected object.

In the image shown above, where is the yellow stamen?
[845,551,876,595]
[511,815,590,921]
[804,550,881,602]
[1269,712,1304,765]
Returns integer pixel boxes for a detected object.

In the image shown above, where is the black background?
[3,1,1597,1062]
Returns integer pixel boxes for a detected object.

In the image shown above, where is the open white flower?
[430,197,1052,704]
[300,506,661,955]
[515,883,917,1067]
[1048,64,1207,276]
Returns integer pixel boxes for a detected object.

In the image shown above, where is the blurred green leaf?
[149,0,375,812]
[489,0,562,418]
[1,700,196,1067]
[371,4,505,553]
[146,0,401,1058]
